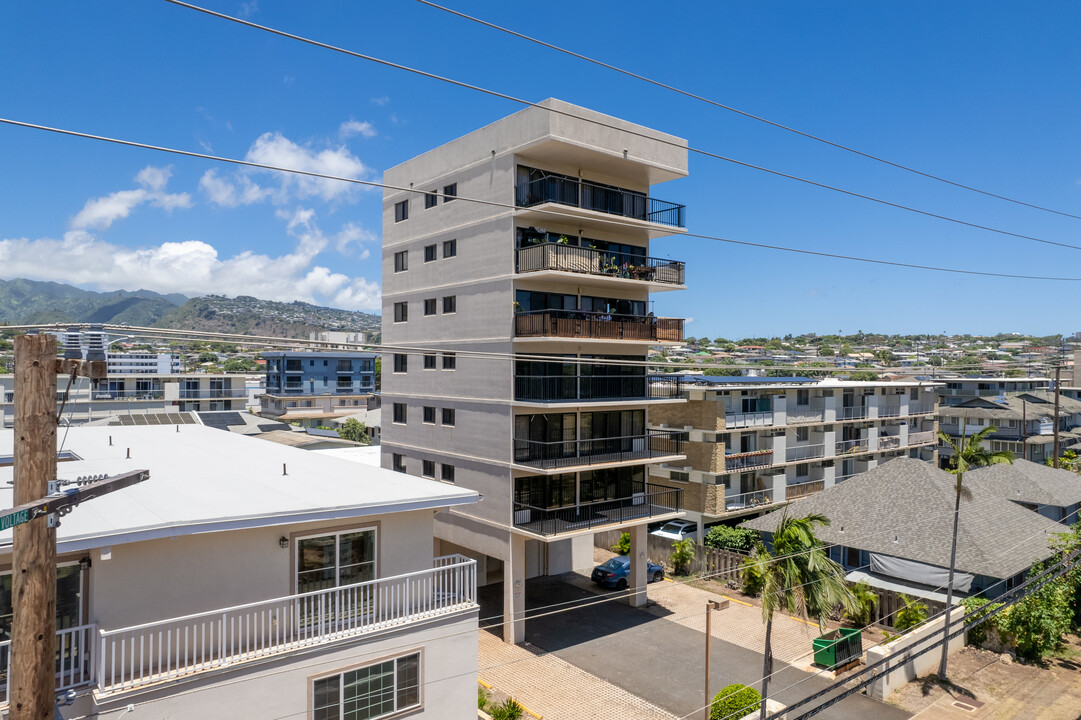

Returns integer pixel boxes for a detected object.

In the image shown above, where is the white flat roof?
[313,445,382,467]
[0,426,476,554]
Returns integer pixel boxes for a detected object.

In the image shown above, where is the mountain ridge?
[0,278,380,341]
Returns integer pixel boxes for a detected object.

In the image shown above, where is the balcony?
[513,429,685,470]
[724,449,774,471]
[724,410,774,429]
[723,488,775,513]
[515,310,683,343]
[909,403,935,414]
[836,438,870,455]
[908,430,936,445]
[513,484,681,536]
[786,480,825,500]
[514,374,683,403]
[839,405,869,420]
[516,243,685,286]
[515,175,685,228]
[0,556,479,703]
[786,443,826,462]
[878,435,902,450]
[787,406,826,424]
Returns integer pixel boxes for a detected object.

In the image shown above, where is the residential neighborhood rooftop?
[741,457,1066,580]
[0,425,477,554]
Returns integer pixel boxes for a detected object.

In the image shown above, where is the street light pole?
[704,599,722,720]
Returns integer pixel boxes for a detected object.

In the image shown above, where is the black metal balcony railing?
[516,243,685,285]
[515,310,684,343]
[515,176,686,228]
[514,374,683,402]
[513,484,682,536]
[513,429,684,469]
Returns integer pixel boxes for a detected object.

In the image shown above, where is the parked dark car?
[590,555,664,589]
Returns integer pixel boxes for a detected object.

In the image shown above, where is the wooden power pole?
[11,334,57,720]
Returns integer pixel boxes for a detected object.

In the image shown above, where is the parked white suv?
[650,519,698,542]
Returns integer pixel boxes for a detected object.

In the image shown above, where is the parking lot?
[478,573,912,720]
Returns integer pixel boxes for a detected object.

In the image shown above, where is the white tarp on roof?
[870,551,974,592]
[845,571,960,605]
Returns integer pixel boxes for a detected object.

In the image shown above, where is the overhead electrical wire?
[3,115,1081,283]
[161,0,1081,254]
[1,322,1050,377]
[415,0,1081,222]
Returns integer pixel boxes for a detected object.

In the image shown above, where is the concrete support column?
[771,433,787,465]
[503,533,526,644]
[866,393,879,419]
[772,394,787,425]
[771,473,787,502]
[868,427,879,452]
[822,428,837,458]
[823,393,837,422]
[821,462,837,488]
[899,393,910,418]
[627,524,648,607]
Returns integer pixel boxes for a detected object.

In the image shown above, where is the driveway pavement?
[479,575,912,720]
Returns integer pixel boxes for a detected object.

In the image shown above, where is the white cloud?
[339,119,376,139]
[239,1,258,18]
[245,132,369,203]
[371,96,389,106]
[0,229,381,312]
[335,221,375,257]
[199,169,271,208]
[69,165,191,231]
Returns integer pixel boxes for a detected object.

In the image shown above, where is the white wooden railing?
[96,555,476,695]
[0,556,478,705]
[0,624,97,704]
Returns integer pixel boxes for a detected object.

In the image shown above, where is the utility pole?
[9,333,112,720]
[1053,364,1061,468]
[11,334,56,720]
[1021,399,1028,463]
[703,599,722,720]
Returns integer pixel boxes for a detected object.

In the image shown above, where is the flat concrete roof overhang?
[510,453,687,476]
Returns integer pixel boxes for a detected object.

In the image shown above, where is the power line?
[1,322,1050,377]
[415,0,1081,223]
[5,115,1081,281]
[161,0,1081,254]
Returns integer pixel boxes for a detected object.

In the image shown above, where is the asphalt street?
[480,577,912,720]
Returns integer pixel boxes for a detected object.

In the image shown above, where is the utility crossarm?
[0,469,150,532]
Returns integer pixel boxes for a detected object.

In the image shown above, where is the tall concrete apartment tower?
[382,100,689,642]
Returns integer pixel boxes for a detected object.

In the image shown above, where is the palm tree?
[936,421,1013,678]
[754,511,856,719]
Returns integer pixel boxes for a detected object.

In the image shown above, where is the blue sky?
[1,1,1079,338]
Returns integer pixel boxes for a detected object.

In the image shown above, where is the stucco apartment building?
[0,425,479,719]
[381,100,691,642]
[648,376,940,533]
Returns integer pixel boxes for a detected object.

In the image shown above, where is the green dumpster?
[812,628,862,668]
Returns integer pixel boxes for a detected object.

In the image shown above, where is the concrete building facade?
[648,377,940,532]
[0,426,480,719]
[380,100,690,642]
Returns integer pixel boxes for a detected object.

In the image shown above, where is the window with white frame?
[312,652,420,720]
[295,527,376,594]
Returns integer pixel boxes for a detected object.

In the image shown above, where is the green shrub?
[710,683,761,720]
[489,698,524,720]
[844,581,879,626]
[996,562,1073,660]
[671,538,696,575]
[611,532,630,555]
[740,552,766,597]
[895,594,928,632]
[478,685,490,711]
[703,525,759,553]
[960,597,1003,648]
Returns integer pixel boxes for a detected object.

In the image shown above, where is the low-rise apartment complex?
[937,377,1051,406]
[938,390,1081,464]
[648,377,940,532]
[0,425,479,719]
[259,351,378,427]
[0,373,248,427]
